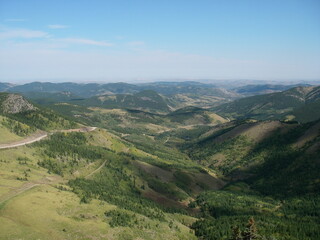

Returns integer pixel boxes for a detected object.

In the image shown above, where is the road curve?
[0,127,97,150]
[0,132,48,149]
[0,176,63,204]
[0,159,105,204]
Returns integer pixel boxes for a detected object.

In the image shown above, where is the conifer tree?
[242,217,259,240]
[230,226,242,240]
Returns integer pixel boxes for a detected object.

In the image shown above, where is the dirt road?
[0,127,97,150]
[85,160,107,178]
[0,176,63,204]
[0,131,48,149]
[0,158,106,205]
[0,126,99,204]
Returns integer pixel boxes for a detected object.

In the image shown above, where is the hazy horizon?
[1,78,320,87]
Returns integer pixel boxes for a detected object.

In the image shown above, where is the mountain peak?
[1,93,37,114]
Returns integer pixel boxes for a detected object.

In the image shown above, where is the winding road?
[0,132,48,149]
[0,127,97,150]
[0,176,62,204]
[0,126,111,205]
[0,126,100,204]
[0,159,107,205]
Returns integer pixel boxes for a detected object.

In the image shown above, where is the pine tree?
[230,226,243,240]
[242,217,259,240]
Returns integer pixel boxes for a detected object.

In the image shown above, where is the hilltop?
[74,90,171,113]
[5,81,240,110]
[0,92,77,131]
[167,106,227,125]
[232,83,311,96]
[3,81,316,113]
[1,93,37,114]
[212,85,320,122]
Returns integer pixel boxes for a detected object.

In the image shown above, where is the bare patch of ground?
[306,141,320,154]
[142,188,200,215]
[241,121,283,142]
[294,121,320,148]
[207,112,228,124]
[133,160,173,182]
[211,121,285,144]
[192,172,226,192]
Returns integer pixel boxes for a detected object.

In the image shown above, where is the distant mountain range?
[4,81,224,97]
[0,82,15,91]
[1,81,319,121]
[1,81,316,113]
[0,80,313,98]
[233,83,311,96]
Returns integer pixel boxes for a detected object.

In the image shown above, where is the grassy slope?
[184,120,320,193]
[184,120,290,175]
[1,185,195,240]
[86,128,224,200]
[0,146,56,198]
[1,120,319,239]
[0,97,201,239]
[45,104,227,140]
[0,130,197,240]
[1,91,319,240]
[184,120,320,240]
[0,120,22,144]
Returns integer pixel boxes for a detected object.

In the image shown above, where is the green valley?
[0,83,319,240]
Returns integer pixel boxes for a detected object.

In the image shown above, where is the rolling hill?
[212,85,320,122]
[9,82,103,97]
[0,85,320,240]
[184,119,320,195]
[7,81,237,97]
[0,92,77,131]
[0,82,14,92]
[5,81,316,112]
[139,81,240,98]
[3,81,240,109]
[73,90,171,113]
[167,106,227,125]
[20,91,82,105]
[233,83,311,96]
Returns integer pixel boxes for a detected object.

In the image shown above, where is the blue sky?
[0,0,319,82]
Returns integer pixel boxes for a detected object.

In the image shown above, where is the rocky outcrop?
[2,94,36,114]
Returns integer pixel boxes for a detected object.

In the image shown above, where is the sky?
[0,0,319,83]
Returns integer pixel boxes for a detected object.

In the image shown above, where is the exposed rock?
[2,94,36,114]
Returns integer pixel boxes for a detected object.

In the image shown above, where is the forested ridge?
[0,87,319,240]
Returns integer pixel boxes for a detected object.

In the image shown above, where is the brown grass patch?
[294,121,320,148]
[133,161,173,182]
